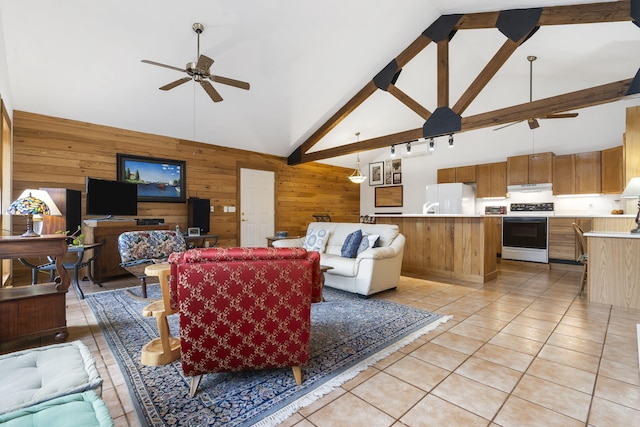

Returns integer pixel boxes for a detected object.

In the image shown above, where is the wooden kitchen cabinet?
[553,154,576,195]
[507,152,553,185]
[548,217,592,262]
[477,162,507,198]
[575,151,601,194]
[437,165,477,184]
[601,145,624,194]
[455,165,477,183]
[553,151,601,195]
[437,167,456,183]
[506,155,529,185]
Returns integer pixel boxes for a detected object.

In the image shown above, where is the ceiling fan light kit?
[141,23,250,103]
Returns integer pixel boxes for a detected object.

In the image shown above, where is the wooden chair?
[572,223,588,297]
[140,263,180,366]
[312,213,332,222]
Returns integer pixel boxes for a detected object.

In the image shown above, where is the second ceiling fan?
[141,23,250,103]
[495,55,578,131]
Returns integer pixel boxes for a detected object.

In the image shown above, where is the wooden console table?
[0,234,70,344]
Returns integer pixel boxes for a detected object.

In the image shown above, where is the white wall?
[360,99,640,215]
[0,6,13,115]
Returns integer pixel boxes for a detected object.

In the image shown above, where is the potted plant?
[56,225,84,246]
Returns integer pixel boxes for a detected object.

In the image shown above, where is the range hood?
[507,183,553,193]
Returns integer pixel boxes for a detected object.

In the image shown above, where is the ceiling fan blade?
[141,59,186,73]
[196,55,214,72]
[211,75,250,90]
[493,120,523,131]
[159,77,191,91]
[200,80,223,102]
[528,118,540,129]
[543,112,579,119]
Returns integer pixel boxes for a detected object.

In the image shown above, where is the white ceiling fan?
[494,56,578,131]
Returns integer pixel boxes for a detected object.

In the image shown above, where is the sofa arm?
[272,238,304,248]
[357,234,405,260]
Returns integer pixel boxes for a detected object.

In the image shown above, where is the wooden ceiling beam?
[289,1,634,165]
[387,85,432,119]
[298,78,633,163]
[455,1,631,30]
[288,36,434,164]
[437,40,449,108]
[452,38,520,115]
[461,78,633,130]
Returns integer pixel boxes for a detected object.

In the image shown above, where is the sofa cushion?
[0,341,103,415]
[0,391,112,427]
[340,230,362,258]
[303,228,330,253]
[321,253,357,276]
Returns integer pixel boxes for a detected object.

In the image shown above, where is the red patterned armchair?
[168,247,322,397]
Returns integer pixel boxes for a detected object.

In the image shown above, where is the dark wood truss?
[288,0,637,165]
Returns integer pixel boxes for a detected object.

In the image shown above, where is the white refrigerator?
[423,183,475,214]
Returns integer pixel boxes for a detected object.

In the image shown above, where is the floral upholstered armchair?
[117,230,186,298]
[168,247,322,397]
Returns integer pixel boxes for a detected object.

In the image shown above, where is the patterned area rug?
[86,285,450,427]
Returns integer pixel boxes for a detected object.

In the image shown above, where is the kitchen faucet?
[423,202,440,214]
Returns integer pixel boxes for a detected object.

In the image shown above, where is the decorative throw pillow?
[341,230,363,258]
[303,228,330,252]
[366,234,380,248]
[356,233,371,255]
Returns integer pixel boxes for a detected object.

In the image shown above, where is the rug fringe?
[251,314,452,427]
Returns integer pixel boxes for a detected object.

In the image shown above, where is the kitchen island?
[375,215,498,283]
[584,230,640,309]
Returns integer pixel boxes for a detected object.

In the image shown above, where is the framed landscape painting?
[117,154,186,202]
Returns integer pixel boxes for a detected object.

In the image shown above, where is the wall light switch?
[228,206,236,213]
[210,206,215,212]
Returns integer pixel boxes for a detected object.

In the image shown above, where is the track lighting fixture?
[448,134,454,148]
[390,145,396,157]
[428,138,436,152]
[406,141,411,154]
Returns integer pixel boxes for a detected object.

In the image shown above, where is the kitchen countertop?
[372,213,635,218]
[585,231,640,238]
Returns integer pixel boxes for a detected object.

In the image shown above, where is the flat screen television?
[86,177,138,217]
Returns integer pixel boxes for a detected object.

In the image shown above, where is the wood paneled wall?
[12,111,360,247]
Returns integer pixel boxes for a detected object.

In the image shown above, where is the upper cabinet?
[437,168,456,184]
[553,150,604,195]
[477,162,507,198]
[575,151,601,194]
[437,165,477,184]
[507,152,553,185]
[455,165,477,183]
[601,145,624,194]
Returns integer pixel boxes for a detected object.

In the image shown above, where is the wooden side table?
[140,263,180,366]
[0,235,70,345]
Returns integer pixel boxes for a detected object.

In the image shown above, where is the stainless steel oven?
[502,216,549,263]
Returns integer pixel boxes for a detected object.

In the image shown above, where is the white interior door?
[240,168,275,247]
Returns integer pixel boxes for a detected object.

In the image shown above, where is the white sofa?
[273,222,405,296]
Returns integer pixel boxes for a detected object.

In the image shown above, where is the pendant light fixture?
[348,132,367,184]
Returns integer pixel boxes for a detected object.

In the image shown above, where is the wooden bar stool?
[140,263,181,366]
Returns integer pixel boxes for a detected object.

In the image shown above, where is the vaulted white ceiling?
[1,0,639,168]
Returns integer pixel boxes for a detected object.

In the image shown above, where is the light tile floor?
[3,261,640,426]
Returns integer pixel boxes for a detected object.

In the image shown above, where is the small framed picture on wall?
[369,162,384,186]
[393,172,402,185]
